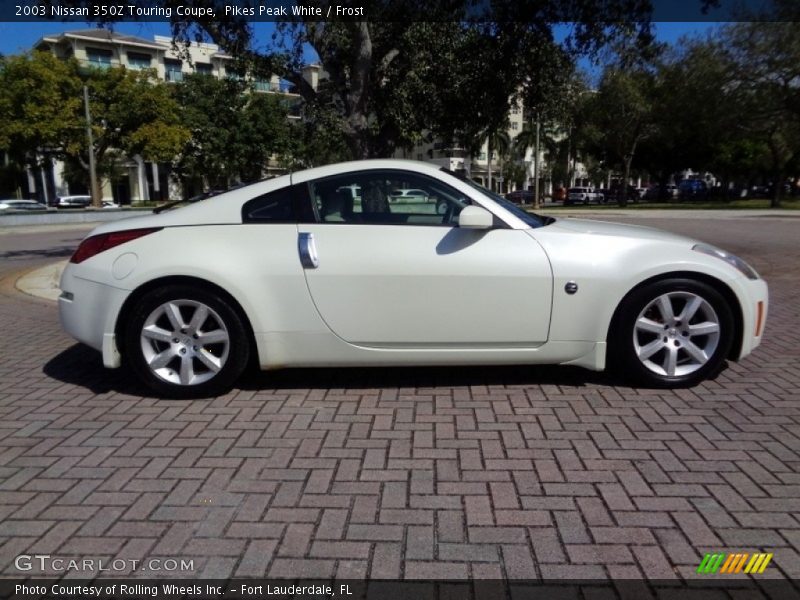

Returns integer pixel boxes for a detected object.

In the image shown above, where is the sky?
[0,20,719,60]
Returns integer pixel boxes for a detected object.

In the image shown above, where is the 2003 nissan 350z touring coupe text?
[59,160,768,398]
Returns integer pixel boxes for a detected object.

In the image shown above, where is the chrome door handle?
[298,232,319,269]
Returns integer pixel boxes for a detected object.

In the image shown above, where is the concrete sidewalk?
[16,260,67,301]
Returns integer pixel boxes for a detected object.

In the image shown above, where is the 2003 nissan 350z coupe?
[59,160,768,398]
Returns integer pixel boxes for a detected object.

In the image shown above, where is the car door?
[295,169,553,346]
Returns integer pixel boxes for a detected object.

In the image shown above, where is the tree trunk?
[487,138,493,192]
[771,170,782,208]
[620,155,633,208]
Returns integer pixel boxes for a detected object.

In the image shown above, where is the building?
[22,29,318,205]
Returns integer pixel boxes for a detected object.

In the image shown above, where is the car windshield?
[441,169,548,228]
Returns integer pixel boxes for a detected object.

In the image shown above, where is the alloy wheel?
[633,291,721,377]
[139,299,230,386]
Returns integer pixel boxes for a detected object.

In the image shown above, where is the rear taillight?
[70,228,162,264]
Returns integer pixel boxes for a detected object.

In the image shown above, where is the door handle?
[298,232,319,269]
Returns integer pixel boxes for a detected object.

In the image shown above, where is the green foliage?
[0,52,189,195]
[172,74,293,189]
[165,7,651,161]
[80,66,189,178]
[0,51,83,166]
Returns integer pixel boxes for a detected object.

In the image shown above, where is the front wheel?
[124,285,250,398]
[609,278,734,388]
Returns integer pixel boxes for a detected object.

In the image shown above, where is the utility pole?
[533,111,541,209]
[83,85,100,208]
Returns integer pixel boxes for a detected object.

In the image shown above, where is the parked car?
[56,195,92,208]
[565,187,603,205]
[505,190,534,204]
[59,159,768,398]
[102,200,121,209]
[0,199,47,211]
[595,188,613,203]
[644,184,679,201]
[678,179,709,200]
[389,188,429,203]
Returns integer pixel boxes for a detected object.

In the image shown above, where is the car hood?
[543,217,695,244]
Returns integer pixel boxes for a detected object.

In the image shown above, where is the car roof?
[90,159,534,234]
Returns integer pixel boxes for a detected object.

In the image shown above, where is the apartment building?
[25,29,317,205]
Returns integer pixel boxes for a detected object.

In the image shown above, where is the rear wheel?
[609,278,734,387]
[124,285,250,398]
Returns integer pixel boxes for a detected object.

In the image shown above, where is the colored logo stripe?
[697,553,726,573]
[698,552,773,574]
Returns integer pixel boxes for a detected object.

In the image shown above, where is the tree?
[62,1,653,161]
[0,52,83,181]
[584,69,656,206]
[0,52,190,204]
[75,66,189,203]
[173,74,294,192]
[722,21,800,206]
[484,128,511,193]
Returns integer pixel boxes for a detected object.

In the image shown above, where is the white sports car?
[59,160,768,398]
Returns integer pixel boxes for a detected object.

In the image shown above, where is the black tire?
[608,278,734,388]
[124,284,250,399]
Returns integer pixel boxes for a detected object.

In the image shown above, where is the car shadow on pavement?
[238,363,618,391]
[43,344,151,396]
[44,343,620,397]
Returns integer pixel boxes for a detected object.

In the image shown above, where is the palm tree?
[484,129,511,193]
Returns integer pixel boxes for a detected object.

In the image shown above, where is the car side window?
[242,187,295,223]
[307,170,470,226]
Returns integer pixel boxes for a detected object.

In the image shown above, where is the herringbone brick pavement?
[0,217,798,580]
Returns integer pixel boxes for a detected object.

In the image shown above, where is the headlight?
[693,243,759,280]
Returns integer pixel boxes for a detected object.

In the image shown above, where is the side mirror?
[457,205,493,229]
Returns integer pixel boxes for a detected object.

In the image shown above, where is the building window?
[127,52,152,70]
[226,68,244,81]
[254,79,273,92]
[511,122,518,130]
[164,59,183,82]
[86,47,112,68]
[195,62,213,76]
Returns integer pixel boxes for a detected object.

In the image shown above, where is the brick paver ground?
[0,216,798,581]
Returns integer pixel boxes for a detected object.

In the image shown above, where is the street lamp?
[83,86,100,208]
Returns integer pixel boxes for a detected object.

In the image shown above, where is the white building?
[26,29,317,205]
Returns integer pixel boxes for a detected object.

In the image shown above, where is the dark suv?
[505,190,534,204]
[678,179,708,200]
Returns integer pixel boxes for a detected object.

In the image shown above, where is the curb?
[15,260,67,301]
